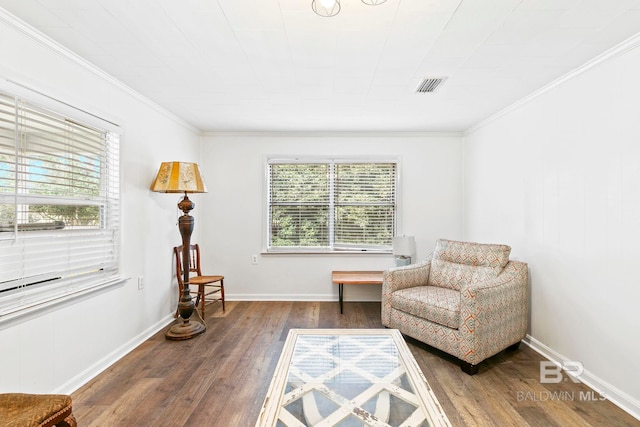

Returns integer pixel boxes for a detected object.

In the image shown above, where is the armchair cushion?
[433,239,510,267]
[390,286,460,329]
[429,239,512,291]
[429,259,499,291]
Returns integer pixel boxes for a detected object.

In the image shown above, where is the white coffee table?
[256,329,451,427]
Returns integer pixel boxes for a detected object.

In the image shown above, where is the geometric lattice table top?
[256,329,451,427]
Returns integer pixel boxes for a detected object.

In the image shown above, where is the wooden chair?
[174,244,224,319]
[0,393,77,426]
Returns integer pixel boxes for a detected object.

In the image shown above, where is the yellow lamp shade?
[151,162,207,193]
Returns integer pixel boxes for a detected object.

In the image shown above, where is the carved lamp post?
[151,161,207,340]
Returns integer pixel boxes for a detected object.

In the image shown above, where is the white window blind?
[267,158,397,252]
[0,90,120,317]
[334,162,396,249]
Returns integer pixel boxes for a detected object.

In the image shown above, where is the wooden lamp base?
[165,309,206,340]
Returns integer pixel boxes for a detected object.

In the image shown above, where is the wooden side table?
[331,271,384,314]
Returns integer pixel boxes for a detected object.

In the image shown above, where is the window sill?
[263,250,392,256]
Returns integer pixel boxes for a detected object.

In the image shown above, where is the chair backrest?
[173,244,203,285]
[428,239,511,291]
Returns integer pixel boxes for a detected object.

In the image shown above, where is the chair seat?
[0,393,77,427]
[390,286,460,329]
[189,275,223,285]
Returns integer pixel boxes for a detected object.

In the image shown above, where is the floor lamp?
[151,161,208,340]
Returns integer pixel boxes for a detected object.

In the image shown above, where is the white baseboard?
[54,314,175,394]
[225,293,381,302]
[524,335,640,422]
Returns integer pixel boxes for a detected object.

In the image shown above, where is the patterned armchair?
[382,239,528,374]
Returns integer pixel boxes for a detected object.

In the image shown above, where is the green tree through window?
[268,159,397,251]
[269,163,329,247]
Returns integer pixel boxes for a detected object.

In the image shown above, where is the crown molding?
[465,31,640,136]
[0,7,198,134]
[201,130,464,138]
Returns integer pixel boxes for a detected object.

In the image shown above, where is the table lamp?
[393,236,415,267]
[151,161,208,340]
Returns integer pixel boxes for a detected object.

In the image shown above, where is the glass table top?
[256,329,451,427]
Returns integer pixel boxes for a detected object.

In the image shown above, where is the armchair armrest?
[383,260,431,293]
[381,259,431,326]
[458,261,529,365]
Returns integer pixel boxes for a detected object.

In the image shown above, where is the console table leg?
[331,271,383,316]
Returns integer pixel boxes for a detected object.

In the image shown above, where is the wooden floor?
[72,302,638,426]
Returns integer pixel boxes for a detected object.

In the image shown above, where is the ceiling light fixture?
[312,0,340,17]
[312,0,387,17]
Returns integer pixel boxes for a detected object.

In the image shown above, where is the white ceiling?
[1,0,640,132]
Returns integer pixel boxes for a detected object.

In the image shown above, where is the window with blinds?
[0,90,120,318]
[267,158,397,252]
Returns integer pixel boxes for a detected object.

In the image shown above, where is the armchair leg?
[460,361,479,375]
[506,341,521,352]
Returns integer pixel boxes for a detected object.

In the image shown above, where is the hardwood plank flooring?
[72,302,639,426]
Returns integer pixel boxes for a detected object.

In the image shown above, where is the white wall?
[200,133,463,301]
[463,40,640,416]
[0,12,201,393]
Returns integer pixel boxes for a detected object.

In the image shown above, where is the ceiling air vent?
[415,77,447,93]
